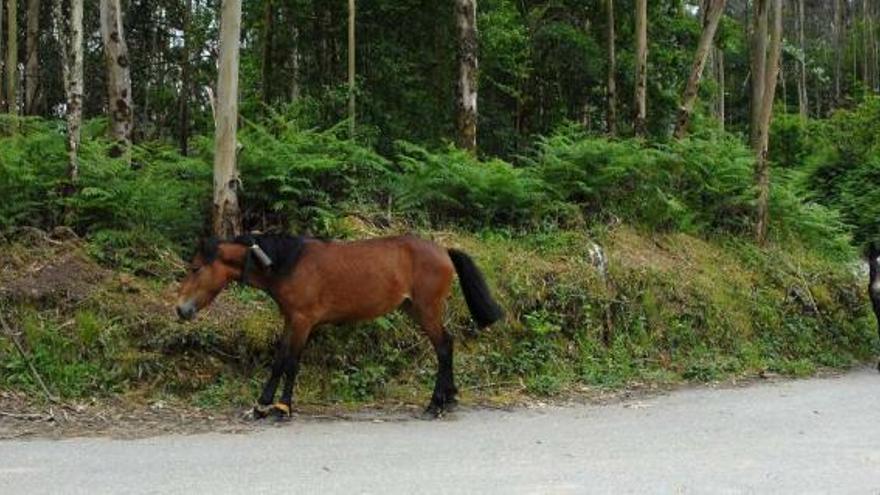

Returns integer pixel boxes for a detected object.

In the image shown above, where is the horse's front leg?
[264,315,312,420]
[254,329,290,419]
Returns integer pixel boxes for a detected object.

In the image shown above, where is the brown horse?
[176,233,503,418]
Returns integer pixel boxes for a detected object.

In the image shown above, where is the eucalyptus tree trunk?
[455,0,478,152]
[605,0,617,135]
[674,0,727,139]
[261,0,273,105]
[291,24,301,100]
[862,0,871,89]
[834,0,843,103]
[0,0,4,112]
[749,0,768,150]
[633,0,647,136]
[716,46,725,130]
[212,0,243,238]
[797,0,808,120]
[348,0,355,137]
[100,0,133,160]
[752,0,783,245]
[25,0,40,114]
[179,0,192,155]
[6,0,18,113]
[53,0,83,183]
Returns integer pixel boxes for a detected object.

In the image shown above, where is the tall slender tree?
[53,0,83,183]
[25,0,40,114]
[261,0,274,105]
[455,0,478,152]
[633,0,647,136]
[348,0,355,137]
[834,0,843,103]
[751,0,783,244]
[674,0,727,139]
[212,0,243,238]
[716,45,725,130]
[0,0,4,112]
[796,0,807,120]
[605,0,617,135]
[179,0,192,155]
[6,0,18,113]
[100,0,133,160]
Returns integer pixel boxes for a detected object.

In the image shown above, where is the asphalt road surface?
[2,368,879,494]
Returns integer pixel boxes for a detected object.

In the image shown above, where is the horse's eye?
[190,266,200,273]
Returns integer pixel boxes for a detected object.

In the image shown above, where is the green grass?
[1,225,875,409]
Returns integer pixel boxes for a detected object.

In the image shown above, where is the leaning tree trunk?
[674,0,727,139]
[633,0,647,136]
[212,0,243,238]
[348,0,355,137]
[25,0,40,114]
[100,0,133,160]
[455,0,478,153]
[750,0,769,151]
[6,0,18,113]
[753,0,783,245]
[605,0,617,135]
[797,0,808,120]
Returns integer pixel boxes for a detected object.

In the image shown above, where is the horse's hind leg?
[410,302,457,417]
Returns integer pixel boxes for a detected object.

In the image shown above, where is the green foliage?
[392,141,571,227]
[236,116,391,234]
[531,127,756,234]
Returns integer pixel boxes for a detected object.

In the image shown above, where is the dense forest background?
[1,0,880,406]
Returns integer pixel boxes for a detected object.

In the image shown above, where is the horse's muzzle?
[176,302,197,321]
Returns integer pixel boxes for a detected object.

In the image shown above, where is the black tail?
[448,249,504,329]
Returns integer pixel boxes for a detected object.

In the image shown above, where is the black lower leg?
[278,352,301,409]
[431,332,457,409]
[258,338,289,406]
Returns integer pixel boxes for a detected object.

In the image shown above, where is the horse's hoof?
[422,402,447,420]
[444,398,459,412]
[253,404,272,420]
[269,403,292,421]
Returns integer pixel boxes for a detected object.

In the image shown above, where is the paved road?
[2,369,879,494]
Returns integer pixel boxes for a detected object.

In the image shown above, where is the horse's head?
[175,239,248,321]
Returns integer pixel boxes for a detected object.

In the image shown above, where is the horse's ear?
[198,237,220,261]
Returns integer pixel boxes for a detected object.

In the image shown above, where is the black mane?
[199,233,309,279]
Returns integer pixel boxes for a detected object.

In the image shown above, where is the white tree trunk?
[455,0,478,152]
[797,0,808,120]
[606,0,617,135]
[348,0,355,137]
[25,0,40,114]
[68,0,84,182]
[54,0,83,183]
[100,0,133,160]
[212,0,243,238]
[753,0,783,244]
[6,0,18,113]
[633,0,647,136]
[674,0,727,138]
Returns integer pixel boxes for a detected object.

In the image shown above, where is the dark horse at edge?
[175,233,504,418]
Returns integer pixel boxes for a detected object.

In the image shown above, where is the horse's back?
[289,235,453,323]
